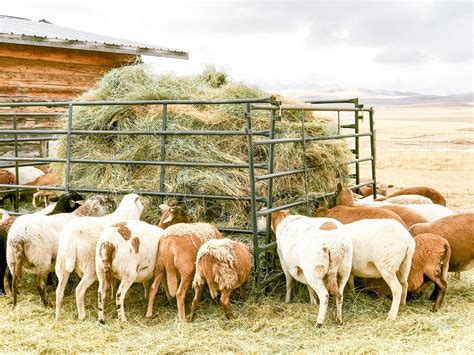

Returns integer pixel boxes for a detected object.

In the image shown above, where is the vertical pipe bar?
[159,104,168,201]
[13,114,19,211]
[246,103,260,284]
[354,104,360,186]
[265,110,277,267]
[369,108,377,198]
[300,110,309,212]
[64,104,73,192]
[337,111,341,134]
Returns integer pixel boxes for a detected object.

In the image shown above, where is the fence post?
[64,103,73,192]
[369,108,377,198]
[246,103,260,284]
[159,104,168,201]
[265,110,278,269]
[354,100,360,186]
[13,114,19,211]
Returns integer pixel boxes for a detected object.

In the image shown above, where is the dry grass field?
[0,104,473,352]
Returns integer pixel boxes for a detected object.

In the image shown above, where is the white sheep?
[402,204,454,222]
[343,219,415,320]
[55,193,143,321]
[7,196,109,307]
[96,220,164,323]
[4,167,44,185]
[383,194,433,205]
[270,210,353,326]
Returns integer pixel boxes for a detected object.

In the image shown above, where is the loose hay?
[52,65,350,228]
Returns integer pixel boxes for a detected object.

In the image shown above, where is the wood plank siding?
[0,43,137,158]
[0,42,136,102]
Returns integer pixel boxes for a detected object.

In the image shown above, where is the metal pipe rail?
[0,97,274,108]
[253,132,372,146]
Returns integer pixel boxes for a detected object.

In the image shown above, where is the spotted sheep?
[6,194,104,307]
[266,210,353,327]
[146,204,222,322]
[96,220,165,323]
[54,193,143,321]
[190,238,252,321]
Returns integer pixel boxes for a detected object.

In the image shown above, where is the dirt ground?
[357,104,473,211]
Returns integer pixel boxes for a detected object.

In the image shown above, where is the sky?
[3,0,473,95]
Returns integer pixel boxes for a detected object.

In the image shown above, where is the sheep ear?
[159,204,170,211]
[77,200,85,206]
[69,200,76,208]
[162,215,173,224]
[337,183,343,191]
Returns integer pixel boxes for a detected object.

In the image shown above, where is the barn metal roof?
[0,15,188,59]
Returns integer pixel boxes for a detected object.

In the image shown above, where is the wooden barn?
[0,15,188,156]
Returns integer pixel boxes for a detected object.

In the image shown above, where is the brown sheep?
[379,204,428,228]
[409,213,474,273]
[358,178,393,197]
[0,170,15,185]
[190,238,251,321]
[315,184,408,228]
[376,187,447,206]
[146,204,222,321]
[358,233,451,311]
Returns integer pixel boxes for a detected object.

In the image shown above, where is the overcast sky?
[4,0,473,94]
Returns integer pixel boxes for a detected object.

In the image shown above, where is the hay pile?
[54,65,350,227]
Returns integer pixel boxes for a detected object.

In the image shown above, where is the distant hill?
[273,87,474,107]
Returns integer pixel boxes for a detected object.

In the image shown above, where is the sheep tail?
[166,266,178,298]
[11,240,25,307]
[441,242,451,281]
[99,241,115,290]
[326,249,339,296]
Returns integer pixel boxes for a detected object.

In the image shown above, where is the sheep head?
[158,204,192,229]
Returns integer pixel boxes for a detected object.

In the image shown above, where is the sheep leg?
[307,286,318,305]
[162,278,173,304]
[54,271,70,321]
[239,281,248,301]
[348,274,355,290]
[142,280,149,300]
[116,278,134,322]
[146,271,164,318]
[396,270,409,307]
[190,285,203,322]
[308,278,329,327]
[426,270,448,312]
[97,278,107,324]
[336,273,350,324]
[176,271,193,322]
[36,272,51,307]
[75,273,96,320]
[220,288,234,320]
[280,259,293,303]
[380,270,402,320]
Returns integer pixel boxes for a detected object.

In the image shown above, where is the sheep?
[96,220,165,323]
[268,210,352,326]
[190,238,252,321]
[357,233,451,311]
[401,204,454,222]
[55,193,144,321]
[358,178,392,197]
[7,195,108,307]
[377,204,429,228]
[344,219,415,320]
[383,195,433,205]
[4,167,44,185]
[376,186,447,206]
[25,172,60,208]
[315,184,408,228]
[146,204,222,322]
[1,192,84,296]
[0,170,15,206]
[410,213,474,273]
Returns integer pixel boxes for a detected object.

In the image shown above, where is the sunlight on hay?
[52,64,351,228]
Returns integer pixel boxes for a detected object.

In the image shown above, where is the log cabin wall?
[0,43,137,158]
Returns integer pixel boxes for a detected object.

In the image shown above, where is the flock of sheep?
[0,165,473,327]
